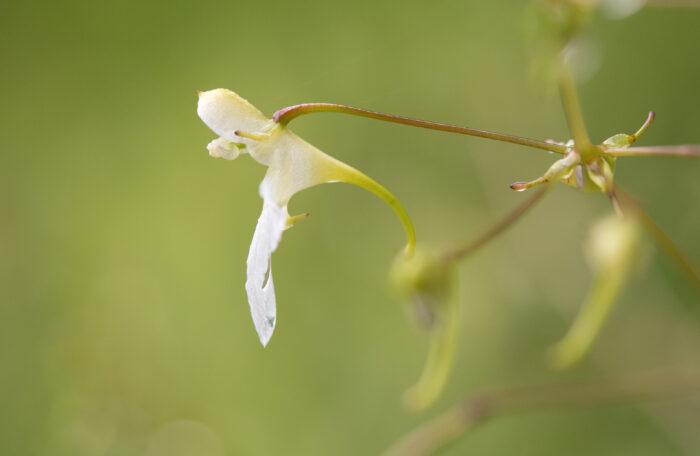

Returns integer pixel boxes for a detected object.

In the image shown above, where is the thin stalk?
[273,104,568,154]
[615,184,700,290]
[383,367,700,456]
[558,64,598,160]
[442,184,552,263]
[606,145,700,158]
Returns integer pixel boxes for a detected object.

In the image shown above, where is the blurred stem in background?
[383,367,700,456]
[442,185,553,264]
[615,185,700,289]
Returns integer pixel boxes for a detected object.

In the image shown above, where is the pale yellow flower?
[197,89,415,346]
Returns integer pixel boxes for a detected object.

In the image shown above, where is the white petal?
[207,137,240,160]
[245,197,289,346]
[254,129,343,204]
[197,89,273,142]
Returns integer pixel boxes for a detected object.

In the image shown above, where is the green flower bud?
[391,247,458,412]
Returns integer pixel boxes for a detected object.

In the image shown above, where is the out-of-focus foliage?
[1,1,698,455]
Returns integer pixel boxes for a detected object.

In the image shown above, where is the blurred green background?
[1,1,699,454]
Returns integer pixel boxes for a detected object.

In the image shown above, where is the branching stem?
[383,367,700,456]
[443,185,552,263]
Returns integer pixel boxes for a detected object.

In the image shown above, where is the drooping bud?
[548,214,641,369]
[391,247,457,411]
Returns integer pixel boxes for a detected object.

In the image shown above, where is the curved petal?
[245,199,289,346]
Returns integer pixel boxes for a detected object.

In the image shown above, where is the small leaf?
[603,133,635,149]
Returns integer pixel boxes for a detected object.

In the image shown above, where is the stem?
[558,64,598,160]
[615,185,700,290]
[606,145,700,158]
[442,185,552,263]
[273,104,568,154]
[383,367,700,456]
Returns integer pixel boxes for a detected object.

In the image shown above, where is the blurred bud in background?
[549,214,642,369]
[524,0,645,91]
[524,0,595,91]
[391,247,458,412]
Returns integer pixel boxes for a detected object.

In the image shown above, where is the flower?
[197,89,415,346]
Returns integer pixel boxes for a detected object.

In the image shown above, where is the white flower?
[197,89,415,346]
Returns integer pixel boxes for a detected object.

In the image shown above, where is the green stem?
[442,184,552,263]
[273,104,568,154]
[558,64,598,160]
[606,145,700,158]
[383,367,700,456]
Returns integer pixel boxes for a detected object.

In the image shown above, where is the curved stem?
[273,104,568,154]
[442,184,552,263]
[383,367,700,456]
[606,145,700,158]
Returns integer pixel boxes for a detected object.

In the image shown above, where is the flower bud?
[391,247,457,411]
[549,214,641,369]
